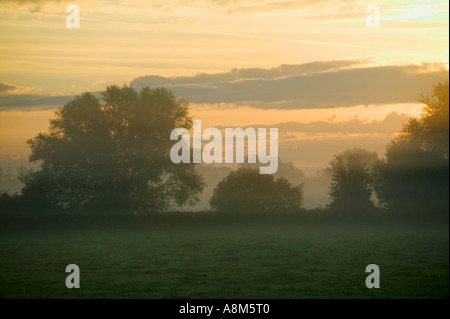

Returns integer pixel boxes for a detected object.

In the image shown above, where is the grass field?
[0,213,448,299]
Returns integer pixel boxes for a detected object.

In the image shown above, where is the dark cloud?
[2,61,447,111]
[281,112,409,134]
[214,112,410,134]
[131,62,448,109]
[132,59,367,86]
[0,92,102,111]
[0,94,73,107]
[0,82,17,93]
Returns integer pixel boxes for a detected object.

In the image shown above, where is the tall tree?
[374,81,449,213]
[21,85,204,213]
[328,148,379,212]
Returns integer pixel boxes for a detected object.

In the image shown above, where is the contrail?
[6,8,449,56]
[174,27,366,49]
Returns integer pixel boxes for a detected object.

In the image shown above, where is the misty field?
[0,214,448,299]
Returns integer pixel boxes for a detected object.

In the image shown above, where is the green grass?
[0,214,448,298]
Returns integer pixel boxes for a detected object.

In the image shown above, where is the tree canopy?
[209,166,303,212]
[328,148,379,213]
[374,81,449,213]
[21,85,204,213]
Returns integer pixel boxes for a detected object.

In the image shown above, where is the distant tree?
[209,166,303,212]
[0,167,20,194]
[20,85,204,213]
[0,191,21,213]
[241,158,306,186]
[274,160,306,186]
[0,167,22,212]
[328,148,379,212]
[374,81,449,213]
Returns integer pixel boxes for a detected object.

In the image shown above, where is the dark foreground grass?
[0,212,448,298]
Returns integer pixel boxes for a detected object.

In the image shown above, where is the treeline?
[0,82,448,216]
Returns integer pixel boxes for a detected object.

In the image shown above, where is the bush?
[209,167,303,213]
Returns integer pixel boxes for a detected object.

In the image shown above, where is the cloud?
[0,0,65,13]
[0,82,17,93]
[133,59,368,86]
[0,81,101,110]
[0,92,102,111]
[214,112,410,134]
[259,113,412,172]
[0,94,72,110]
[1,60,447,111]
[287,112,410,134]
[0,82,42,98]
[131,61,448,109]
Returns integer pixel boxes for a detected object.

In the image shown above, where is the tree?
[414,81,449,158]
[21,85,204,213]
[209,166,303,212]
[328,148,379,212]
[240,158,306,186]
[374,82,449,213]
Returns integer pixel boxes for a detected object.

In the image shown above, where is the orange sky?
[0,0,448,171]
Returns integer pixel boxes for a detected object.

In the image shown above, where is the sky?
[0,0,449,174]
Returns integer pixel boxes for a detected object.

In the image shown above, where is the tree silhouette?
[20,85,204,213]
[328,148,378,213]
[374,81,449,213]
[209,166,303,213]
